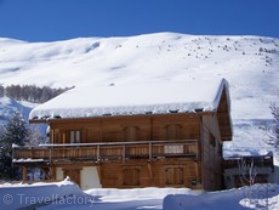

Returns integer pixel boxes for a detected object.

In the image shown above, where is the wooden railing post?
[149,142,152,161]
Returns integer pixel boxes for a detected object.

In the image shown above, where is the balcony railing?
[13,139,198,163]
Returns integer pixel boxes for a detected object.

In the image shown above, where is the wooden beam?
[39,112,215,125]
[29,119,47,124]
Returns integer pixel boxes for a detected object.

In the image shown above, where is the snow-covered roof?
[29,78,229,120]
[223,148,273,160]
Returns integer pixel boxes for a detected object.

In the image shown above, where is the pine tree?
[0,112,30,179]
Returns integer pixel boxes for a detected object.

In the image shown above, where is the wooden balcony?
[13,139,199,163]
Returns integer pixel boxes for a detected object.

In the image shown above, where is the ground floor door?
[164,167,184,186]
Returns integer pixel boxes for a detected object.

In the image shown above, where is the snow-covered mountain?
[0,33,278,151]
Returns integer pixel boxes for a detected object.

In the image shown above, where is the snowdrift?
[0,179,93,210]
[163,184,279,210]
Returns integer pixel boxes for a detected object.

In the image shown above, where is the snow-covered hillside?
[0,33,278,151]
[0,96,35,125]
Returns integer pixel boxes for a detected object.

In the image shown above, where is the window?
[70,130,81,143]
[164,144,184,154]
[27,167,44,181]
[46,126,50,143]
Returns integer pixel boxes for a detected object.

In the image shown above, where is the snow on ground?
[2,181,279,210]
[0,179,196,210]
[0,179,92,210]
[85,187,195,202]
[163,184,279,210]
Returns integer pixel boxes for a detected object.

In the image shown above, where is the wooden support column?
[147,162,153,184]
[22,166,27,182]
[49,166,56,181]
[96,165,102,186]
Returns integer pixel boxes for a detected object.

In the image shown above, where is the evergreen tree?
[0,112,30,179]
[2,84,71,103]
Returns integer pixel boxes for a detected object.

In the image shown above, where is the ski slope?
[0,32,278,153]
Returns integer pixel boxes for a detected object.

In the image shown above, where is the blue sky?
[0,0,278,41]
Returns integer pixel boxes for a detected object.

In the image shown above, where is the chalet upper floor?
[29,78,232,143]
[13,79,232,164]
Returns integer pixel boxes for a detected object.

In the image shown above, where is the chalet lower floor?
[16,159,202,190]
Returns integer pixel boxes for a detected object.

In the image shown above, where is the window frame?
[69,130,81,144]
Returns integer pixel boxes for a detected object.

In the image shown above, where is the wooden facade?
[13,82,232,190]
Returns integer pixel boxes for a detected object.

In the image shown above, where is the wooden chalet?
[223,152,274,189]
[13,79,232,190]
